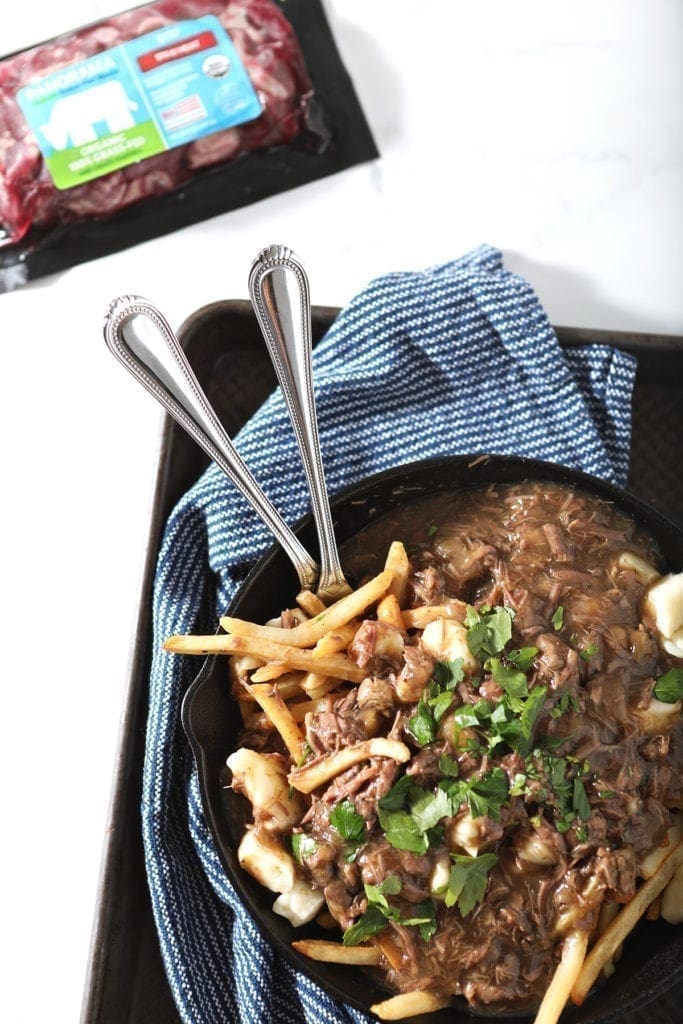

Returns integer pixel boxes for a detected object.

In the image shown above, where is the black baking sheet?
[80,303,683,1024]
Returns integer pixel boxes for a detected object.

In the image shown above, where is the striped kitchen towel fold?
[142,244,636,1023]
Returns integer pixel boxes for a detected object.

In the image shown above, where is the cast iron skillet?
[182,454,683,1023]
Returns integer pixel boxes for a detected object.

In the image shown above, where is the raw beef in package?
[0,0,377,288]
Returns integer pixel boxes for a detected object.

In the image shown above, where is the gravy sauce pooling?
[325,480,682,1009]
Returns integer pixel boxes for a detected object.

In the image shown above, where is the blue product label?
[16,16,262,190]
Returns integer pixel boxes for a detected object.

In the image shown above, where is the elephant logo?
[40,80,139,150]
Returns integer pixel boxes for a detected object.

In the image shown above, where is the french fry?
[402,602,466,630]
[288,737,410,794]
[296,590,326,617]
[253,695,345,729]
[312,622,358,657]
[571,841,683,1005]
[370,991,449,1020]
[165,634,366,683]
[244,683,306,762]
[534,929,589,1024]
[384,541,410,607]
[237,699,258,728]
[301,672,338,699]
[250,663,290,683]
[377,593,405,631]
[238,672,304,700]
[292,939,381,966]
[594,901,621,978]
[219,570,393,649]
[229,653,262,682]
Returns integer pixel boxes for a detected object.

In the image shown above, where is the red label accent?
[137,31,218,72]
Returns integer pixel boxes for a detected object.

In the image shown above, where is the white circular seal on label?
[202,54,231,78]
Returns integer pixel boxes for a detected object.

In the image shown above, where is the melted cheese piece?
[272,879,325,926]
[647,573,683,658]
[420,618,479,675]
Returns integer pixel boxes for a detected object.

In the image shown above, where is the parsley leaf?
[446,853,498,916]
[407,700,437,746]
[434,659,464,690]
[579,642,598,662]
[653,668,683,704]
[290,833,318,863]
[487,658,528,706]
[518,686,547,755]
[438,753,460,778]
[551,606,564,631]
[401,898,437,941]
[329,799,365,842]
[445,767,509,821]
[427,524,438,537]
[343,905,388,946]
[379,774,415,812]
[378,809,429,854]
[410,787,452,832]
[365,875,402,910]
[507,646,538,671]
[509,772,528,797]
[465,605,515,658]
[430,689,455,724]
[572,778,591,821]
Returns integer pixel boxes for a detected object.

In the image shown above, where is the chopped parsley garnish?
[465,604,515,658]
[443,767,510,821]
[410,787,452,832]
[407,659,463,746]
[434,659,464,690]
[343,877,437,945]
[364,874,402,908]
[378,808,430,854]
[549,690,580,719]
[579,642,598,662]
[329,799,366,843]
[438,752,460,778]
[404,898,438,941]
[551,606,564,631]
[509,772,528,797]
[407,700,439,746]
[445,853,498,916]
[507,646,538,671]
[342,905,387,946]
[653,668,683,703]
[290,833,318,863]
[427,524,438,537]
[572,778,591,821]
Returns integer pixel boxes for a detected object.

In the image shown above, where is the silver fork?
[103,294,319,592]
[249,244,352,603]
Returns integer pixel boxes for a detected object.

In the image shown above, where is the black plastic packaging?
[0,0,378,291]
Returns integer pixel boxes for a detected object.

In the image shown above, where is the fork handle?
[104,294,319,591]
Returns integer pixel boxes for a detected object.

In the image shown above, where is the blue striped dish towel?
[142,244,636,1024]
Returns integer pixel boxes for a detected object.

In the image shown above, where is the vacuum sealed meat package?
[0,0,377,289]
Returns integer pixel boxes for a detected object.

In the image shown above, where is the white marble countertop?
[2,1,681,1021]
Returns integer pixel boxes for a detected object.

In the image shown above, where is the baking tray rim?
[80,303,683,1024]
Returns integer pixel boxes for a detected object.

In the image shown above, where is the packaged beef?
[0,0,377,288]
